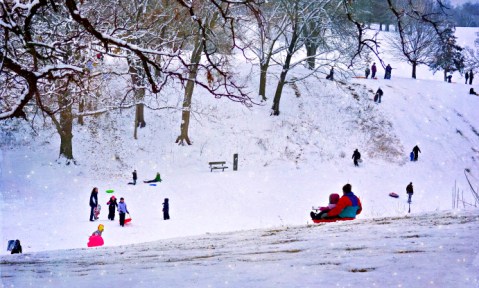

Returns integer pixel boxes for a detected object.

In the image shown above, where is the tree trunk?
[128,59,146,139]
[175,37,203,145]
[271,29,298,116]
[305,43,317,70]
[443,69,448,82]
[412,62,417,79]
[385,23,390,32]
[54,93,75,164]
[78,99,84,125]
[259,62,269,102]
[379,23,383,31]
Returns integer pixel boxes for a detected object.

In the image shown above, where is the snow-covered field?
[1,27,479,287]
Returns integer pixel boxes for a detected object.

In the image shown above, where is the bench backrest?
[209,161,226,165]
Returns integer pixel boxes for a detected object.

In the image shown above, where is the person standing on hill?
[385,64,392,79]
[89,187,99,222]
[365,67,370,79]
[465,71,469,84]
[374,88,383,103]
[118,197,129,227]
[326,67,334,81]
[469,70,474,85]
[371,62,377,79]
[162,198,170,220]
[406,182,414,203]
[352,149,361,167]
[412,145,421,161]
[107,196,118,221]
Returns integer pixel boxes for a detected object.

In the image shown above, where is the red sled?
[87,235,104,247]
[389,192,399,198]
[312,217,355,223]
[122,214,132,224]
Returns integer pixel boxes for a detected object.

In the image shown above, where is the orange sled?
[312,217,355,223]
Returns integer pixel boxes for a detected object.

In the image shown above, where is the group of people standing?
[365,63,392,80]
[464,70,474,85]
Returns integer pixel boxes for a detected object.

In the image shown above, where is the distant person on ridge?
[406,182,414,203]
[412,145,421,161]
[352,149,361,167]
[469,70,474,85]
[371,62,377,78]
[324,184,362,219]
[144,172,162,183]
[465,71,469,84]
[365,67,370,79]
[10,240,22,254]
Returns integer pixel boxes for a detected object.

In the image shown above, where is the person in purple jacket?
[118,197,130,227]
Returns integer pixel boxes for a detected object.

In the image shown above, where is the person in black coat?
[107,196,118,221]
[412,145,421,161]
[162,198,170,220]
[469,70,474,85]
[385,64,392,79]
[326,67,334,80]
[374,88,383,103]
[11,240,22,254]
[406,182,414,203]
[470,88,478,95]
[89,187,99,221]
[128,170,138,185]
[465,71,469,84]
[352,149,361,167]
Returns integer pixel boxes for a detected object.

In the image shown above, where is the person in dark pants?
[352,149,361,167]
[374,88,383,103]
[118,197,129,227]
[371,62,377,79]
[11,240,22,254]
[144,172,162,183]
[469,70,474,85]
[162,198,170,220]
[412,145,421,161]
[365,67,370,79]
[385,64,392,79]
[406,182,414,203]
[107,196,118,221]
[465,71,469,84]
[128,170,138,185]
[89,187,99,221]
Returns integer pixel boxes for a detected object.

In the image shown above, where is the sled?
[409,152,414,161]
[7,240,15,251]
[106,189,114,193]
[124,213,132,224]
[312,217,355,223]
[149,184,157,186]
[87,235,104,247]
[389,192,399,198]
[94,204,101,219]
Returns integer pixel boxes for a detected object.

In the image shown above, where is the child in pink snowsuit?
[310,193,340,220]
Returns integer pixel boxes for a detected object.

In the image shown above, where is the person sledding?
[88,224,105,247]
[320,184,362,220]
[144,172,162,183]
[92,224,104,237]
[310,193,340,220]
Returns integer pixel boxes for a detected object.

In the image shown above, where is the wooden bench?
[209,161,228,172]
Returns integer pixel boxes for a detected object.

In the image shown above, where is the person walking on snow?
[107,196,118,221]
[385,64,392,79]
[469,70,474,85]
[371,62,377,79]
[406,182,414,203]
[374,87,383,103]
[89,187,98,221]
[465,71,469,84]
[352,149,361,167]
[412,145,421,161]
[326,67,334,81]
[118,197,130,227]
[162,198,170,220]
[365,67,370,79]
[324,184,362,219]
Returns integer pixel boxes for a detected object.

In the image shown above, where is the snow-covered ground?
[2,210,479,287]
[1,27,479,287]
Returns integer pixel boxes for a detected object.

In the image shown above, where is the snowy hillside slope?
[2,210,479,287]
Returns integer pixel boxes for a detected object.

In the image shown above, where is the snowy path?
[2,210,479,288]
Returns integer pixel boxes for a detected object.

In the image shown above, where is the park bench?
[209,161,228,172]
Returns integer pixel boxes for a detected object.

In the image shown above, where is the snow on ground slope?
[1,210,479,288]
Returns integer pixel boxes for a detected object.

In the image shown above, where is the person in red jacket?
[326,184,362,219]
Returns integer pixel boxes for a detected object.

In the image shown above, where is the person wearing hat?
[325,184,362,219]
[118,197,130,227]
[406,182,414,203]
[107,196,118,221]
[92,224,104,236]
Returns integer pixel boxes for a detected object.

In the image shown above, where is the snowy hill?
[1,26,479,287]
[1,210,479,287]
